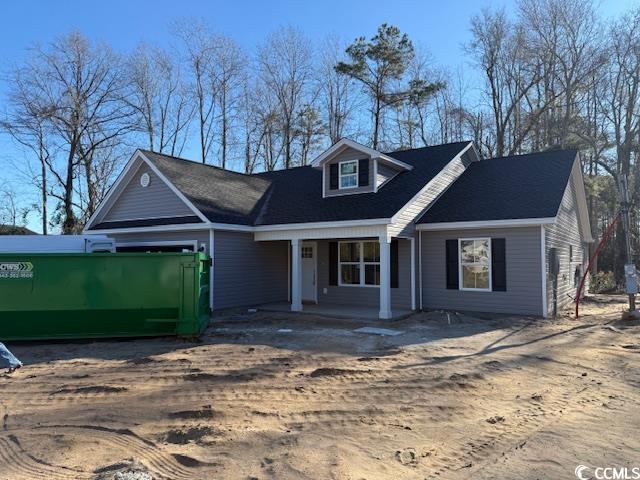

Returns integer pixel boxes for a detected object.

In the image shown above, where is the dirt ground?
[1,295,639,480]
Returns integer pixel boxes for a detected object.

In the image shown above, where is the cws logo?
[0,262,34,279]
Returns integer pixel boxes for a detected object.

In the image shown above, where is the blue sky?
[0,0,634,232]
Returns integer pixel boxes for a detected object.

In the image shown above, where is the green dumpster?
[0,252,210,340]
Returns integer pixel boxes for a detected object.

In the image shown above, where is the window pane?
[341,264,360,284]
[340,242,359,262]
[462,265,489,289]
[340,174,357,188]
[474,240,489,264]
[365,264,380,285]
[363,242,380,262]
[460,240,475,263]
[340,161,357,175]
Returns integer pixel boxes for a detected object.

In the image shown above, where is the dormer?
[311,138,413,198]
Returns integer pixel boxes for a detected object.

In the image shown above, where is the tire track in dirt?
[0,437,85,480]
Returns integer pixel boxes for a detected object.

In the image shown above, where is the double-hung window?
[339,160,358,189]
[339,241,380,286]
[459,238,491,291]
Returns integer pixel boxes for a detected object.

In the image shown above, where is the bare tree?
[175,20,219,164]
[10,32,132,232]
[127,43,194,156]
[318,36,355,144]
[1,81,54,234]
[258,26,313,168]
[210,35,246,169]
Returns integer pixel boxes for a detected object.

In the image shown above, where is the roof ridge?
[485,149,578,162]
[140,149,257,179]
[384,140,472,156]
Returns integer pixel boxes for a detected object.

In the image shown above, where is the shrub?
[589,271,617,294]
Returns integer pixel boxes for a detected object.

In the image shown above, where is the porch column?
[291,238,303,312]
[379,234,392,319]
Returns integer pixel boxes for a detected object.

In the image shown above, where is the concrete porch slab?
[257,302,413,320]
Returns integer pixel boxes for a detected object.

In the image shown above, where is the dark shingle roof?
[142,150,271,225]
[417,149,577,224]
[91,216,202,230]
[253,142,470,225]
[0,225,37,235]
[139,142,470,226]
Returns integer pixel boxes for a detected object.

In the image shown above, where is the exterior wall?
[376,162,399,189]
[213,231,289,310]
[101,162,193,223]
[545,178,586,315]
[420,227,544,316]
[315,238,413,310]
[109,230,210,250]
[323,147,374,197]
[389,147,474,238]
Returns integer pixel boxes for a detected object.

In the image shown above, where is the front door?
[301,242,317,303]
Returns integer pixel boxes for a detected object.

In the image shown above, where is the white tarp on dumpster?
[0,235,115,253]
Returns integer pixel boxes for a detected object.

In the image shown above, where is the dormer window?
[339,160,359,189]
[314,138,413,198]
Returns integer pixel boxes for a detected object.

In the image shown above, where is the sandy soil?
[1,295,639,479]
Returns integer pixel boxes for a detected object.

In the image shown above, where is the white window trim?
[338,240,380,288]
[458,237,492,292]
[338,160,359,190]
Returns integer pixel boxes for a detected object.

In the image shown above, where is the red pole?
[575,212,621,318]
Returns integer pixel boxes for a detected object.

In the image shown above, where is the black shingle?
[138,142,471,226]
[417,149,577,224]
[91,216,202,230]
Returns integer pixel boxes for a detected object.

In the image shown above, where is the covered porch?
[257,301,413,320]
[254,224,416,320]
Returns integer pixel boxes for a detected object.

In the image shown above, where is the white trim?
[373,158,379,193]
[338,159,359,190]
[418,231,423,310]
[253,218,390,232]
[84,150,209,232]
[255,224,388,242]
[322,164,326,199]
[379,234,392,319]
[571,154,595,243]
[410,237,416,310]
[291,239,303,312]
[115,240,198,251]
[209,229,215,311]
[416,217,556,231]
[337,240,381,287]
[458,237,492,292]
[84,152,143,230]
[391,142,475,227]
[88,222,253,235]
[541,225,548,318]
[301,241,318,303]
[287,242,291,302]
[96,214,202,224]
[137,151,209,223]
[311,138,412,171]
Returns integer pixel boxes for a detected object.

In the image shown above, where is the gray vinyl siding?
[109,230,209,250]
[102,162,194,222]
[420,227,544,316]
[545,175,585,315]
[324,147,374,197]
[389,147,475,238]
[376,162,399,188]
[213,231,288,310]
[316,238,413,310]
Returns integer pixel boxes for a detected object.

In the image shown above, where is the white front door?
[301,242,317,303]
